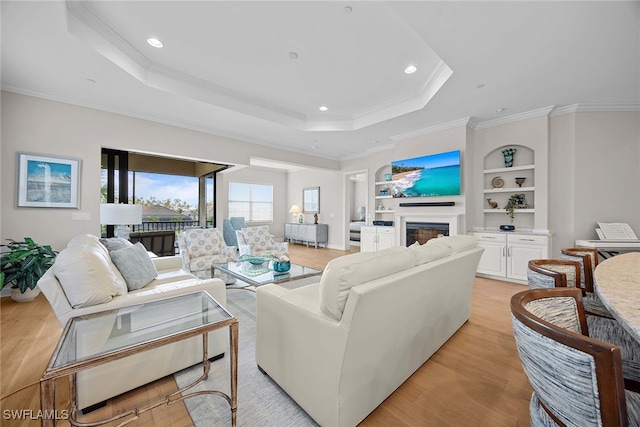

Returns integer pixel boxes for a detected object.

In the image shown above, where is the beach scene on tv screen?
[391,150,461,197]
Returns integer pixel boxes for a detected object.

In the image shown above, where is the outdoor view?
[100,170,214,232]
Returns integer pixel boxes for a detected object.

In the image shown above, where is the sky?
[102,171,202,206]
[392,149,460,169]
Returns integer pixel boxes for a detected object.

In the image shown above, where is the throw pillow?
[99,237,133,252]
[53,245,123,308]
[110,243,158,291]
[67,234,128,296]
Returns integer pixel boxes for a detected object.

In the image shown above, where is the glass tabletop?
[213,261,321,286]
[51,291,230,369]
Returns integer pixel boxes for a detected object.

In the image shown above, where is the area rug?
[173,287,319,427]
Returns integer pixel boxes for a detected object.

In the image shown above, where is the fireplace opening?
[405,222,449,246]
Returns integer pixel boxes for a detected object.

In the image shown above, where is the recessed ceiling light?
[319,105,328,111]
[372,140,378,144]
[476,83,485,89]
[404,65,417,74]
[343,6,353,14]
[496,107,506,113]
[86,78,96,84]
[312,145,319,150]
[288,52,298,60]
[147,38,164,48]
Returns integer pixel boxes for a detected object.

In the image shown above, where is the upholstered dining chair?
[527,259,640,383]
[511,287,640,426]
[235,225,288,258]
[559,247,610,315]
[527,258,611,318]
[177,228,237,283]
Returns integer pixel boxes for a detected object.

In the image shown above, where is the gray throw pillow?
[100,237,132,252]
[110,242,158,291]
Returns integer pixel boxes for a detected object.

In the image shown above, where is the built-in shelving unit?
[483,146,536,229]
[374,170,396,216]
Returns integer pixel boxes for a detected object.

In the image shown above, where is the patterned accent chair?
[177,228,237,283]
[511,287,640,426]
[235,225,288,258]
[527,259,640,383]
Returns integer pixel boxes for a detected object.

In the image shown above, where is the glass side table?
[40,291,238,427]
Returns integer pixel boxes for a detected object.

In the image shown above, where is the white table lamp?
[100,204,143,240]
[289,204,301,223]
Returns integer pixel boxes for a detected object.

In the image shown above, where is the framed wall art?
[303,186,320,214]
[16,152,81,208]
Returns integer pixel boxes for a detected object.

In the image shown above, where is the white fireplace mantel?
[395,214,463,246]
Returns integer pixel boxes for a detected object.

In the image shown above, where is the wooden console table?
[40,291,238,426]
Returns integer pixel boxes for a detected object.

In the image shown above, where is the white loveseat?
[37,234,228,410]
[255,235,483,427]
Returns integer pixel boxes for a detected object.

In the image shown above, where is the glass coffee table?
[212,261,321,290]
[40,291,238,427]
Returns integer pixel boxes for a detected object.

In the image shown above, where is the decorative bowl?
[273,260,291,273]
[247,257,267,265]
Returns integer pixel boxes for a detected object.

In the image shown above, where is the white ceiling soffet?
[2,1,639,161]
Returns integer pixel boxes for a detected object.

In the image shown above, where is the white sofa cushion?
[434,234,478,254]
[409,241,451,265]
[319,246,415,321]
[53,244,124,308]
[68,234,128,294]
[110,242,159,291]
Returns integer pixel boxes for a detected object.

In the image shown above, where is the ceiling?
[2,1,639,163]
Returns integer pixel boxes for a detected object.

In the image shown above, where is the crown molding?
[474,106,556,130]
[390,117,473,142]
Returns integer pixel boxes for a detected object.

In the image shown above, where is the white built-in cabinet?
[473,231,551,283]
[482,145,536,230]
[361,226,395,252]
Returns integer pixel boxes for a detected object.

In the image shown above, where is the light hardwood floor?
[0,244,532,426]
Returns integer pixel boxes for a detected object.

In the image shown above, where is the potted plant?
[0,237,57,302]
[505,194,526,222]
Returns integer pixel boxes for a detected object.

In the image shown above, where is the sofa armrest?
[57,277,226,326]
[151,255,184,272]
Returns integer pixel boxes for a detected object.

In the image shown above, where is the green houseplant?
[0,237,57,300]
[505,194,526,222]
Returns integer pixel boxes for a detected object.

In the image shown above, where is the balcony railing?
[132,220,214,233]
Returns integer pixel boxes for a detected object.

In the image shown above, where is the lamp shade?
[100,204,143,225]
[289,204,301,214]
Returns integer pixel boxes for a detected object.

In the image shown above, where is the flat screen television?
[391,150,461,197]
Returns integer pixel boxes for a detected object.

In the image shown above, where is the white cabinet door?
[360,227,377,252]
[376,228,395,251]
[360,227,395,252]
[477,241,506,276]
[506,234,549,281]
[507,243,547,281]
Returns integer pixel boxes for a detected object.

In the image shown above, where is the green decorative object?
[505,194,527,222]
[0,237,57,294]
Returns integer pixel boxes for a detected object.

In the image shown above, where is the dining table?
[593,252,640,342]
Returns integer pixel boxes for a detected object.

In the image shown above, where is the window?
[228,182,273,221]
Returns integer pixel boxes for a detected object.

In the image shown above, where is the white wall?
[0,91,338,251]
[286,168,344,249]
[217,166,288,240]
[3,91,638,258]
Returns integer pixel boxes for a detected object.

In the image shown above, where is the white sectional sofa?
[37,234,228,410]
[255,235,483,427]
